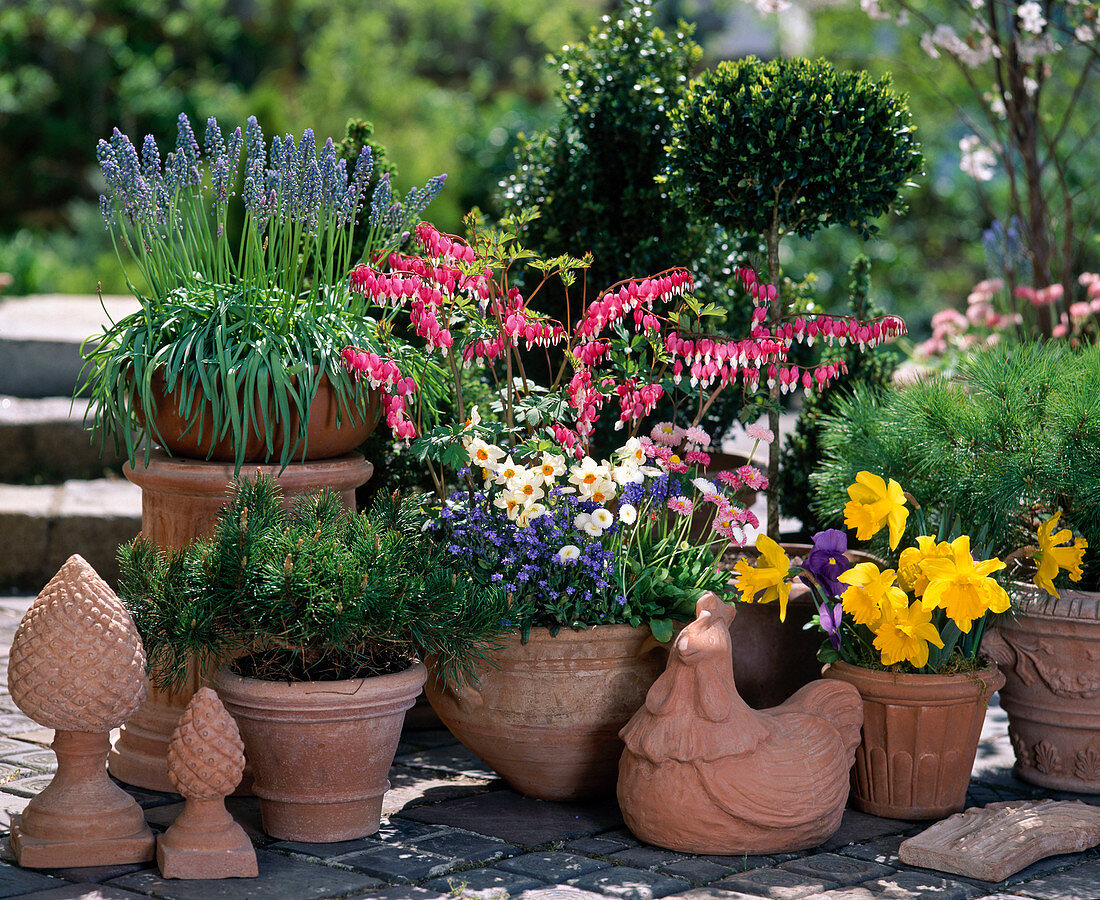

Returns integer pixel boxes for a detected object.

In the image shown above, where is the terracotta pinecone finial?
[8,554,148,730]
[167,687,245,799]
[6,555,155,868]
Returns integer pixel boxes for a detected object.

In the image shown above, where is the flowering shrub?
[734,471,1087,673]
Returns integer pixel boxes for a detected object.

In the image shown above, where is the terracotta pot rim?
[1006,582,1100,621]
[124,449,373,492]
[826,659,1004,692]
[215,662,427,707]
[501,623,656,643]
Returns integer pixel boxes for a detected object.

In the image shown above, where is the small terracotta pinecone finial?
[157,688,257,879]
[168,687,246,799]
[6,555,155,867]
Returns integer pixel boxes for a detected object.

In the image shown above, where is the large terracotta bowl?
[138,370,380,462]
[425,624,669,801]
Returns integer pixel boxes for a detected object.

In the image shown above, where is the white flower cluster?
[920,23,1000,66]
[463,417,658,527]
[959,134,997,181]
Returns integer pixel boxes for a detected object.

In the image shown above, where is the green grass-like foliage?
[82,283,386,471]
[811,341,1100,589]
[118,477,511,690]
[665,56,923,242]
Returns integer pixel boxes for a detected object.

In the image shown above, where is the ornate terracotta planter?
[424,625,669,801]
[109,450,374,793]
[985,588,1100,793]
[823,661,1004,820]
[140,370,380,463]
[216,663,427,842]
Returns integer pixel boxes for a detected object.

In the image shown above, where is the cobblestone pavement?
[0,597,1097,900]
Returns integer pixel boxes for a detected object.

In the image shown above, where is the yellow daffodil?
[872,601,945,668]
[897,535,953,596]
[1033,512,1088,598]
[919,535,1010,633]
[733,535,793,621]
[843,471,909,549]
[837,562,909,627]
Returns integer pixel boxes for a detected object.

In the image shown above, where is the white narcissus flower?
[619,503,638,525]
[557,544,581,562]
[492,494,522,519]
[517,503,547,527]
[616,437,646,466]
[467,438,504,469]
[591,508,614,530]
[509,474,545,506]
[464,405,482,429]
[613,463,646,486]
[586,478,617,506]
[535,452,566,484]
[493,456,522,487]
[569,456,611,493]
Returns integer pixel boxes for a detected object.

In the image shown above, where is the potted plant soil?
[736,466,1080,818]
[117,476,509,842]
[811,342,1098,792]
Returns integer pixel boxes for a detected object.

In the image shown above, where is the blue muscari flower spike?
[175,114,201,186]
[225,127,243,193]
[212,157,230,206]
[304,157,322,232]
[243,158,265,213]
[204,117,225,165]
[319,139,338,213]
[281,134,300,219]
[368,172,392,228]
[141,135,162,184]
[245,116,265,171]
[346,145,373,215]
[99,195,113,231]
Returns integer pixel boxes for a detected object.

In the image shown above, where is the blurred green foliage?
[0,0,603,293]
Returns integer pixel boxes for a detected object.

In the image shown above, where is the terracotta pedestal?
[110,450,374,793]
[158,688,256,878]
[11,731,155,867]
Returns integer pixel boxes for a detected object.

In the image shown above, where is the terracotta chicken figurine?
[618,592,864,854]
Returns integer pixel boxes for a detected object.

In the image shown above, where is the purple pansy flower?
[820,601,844,651]
[802,529,850,598]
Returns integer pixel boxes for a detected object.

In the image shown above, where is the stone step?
[0,478,142,592]
[0,396,126,482]
[0,294,138,398]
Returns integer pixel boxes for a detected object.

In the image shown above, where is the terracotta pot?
[719,544,882,710]
[110,450,375,793]
[823,660,1004,820]
[140,369,380,462]
[215,662,427,842]
[985,587,1100,792]
[424,625,669,801]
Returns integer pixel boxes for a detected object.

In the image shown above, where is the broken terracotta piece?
[7,555,155,867]
[618,593,864,854]
[899,800,1100,882]
[157,687,256,878]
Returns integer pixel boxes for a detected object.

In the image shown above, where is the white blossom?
[752,0,791,12]
[1024,76,1039,96]
[1017,2,1046,34]
[861,0,891,20]
[959,135,997,181]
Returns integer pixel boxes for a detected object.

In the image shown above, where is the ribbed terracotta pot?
[985,588,1100,792]
[110,450,375,793]
[216,663,427,842]
[424,625,669,801]
[140,370,381,462]
[823,661,1004,820]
